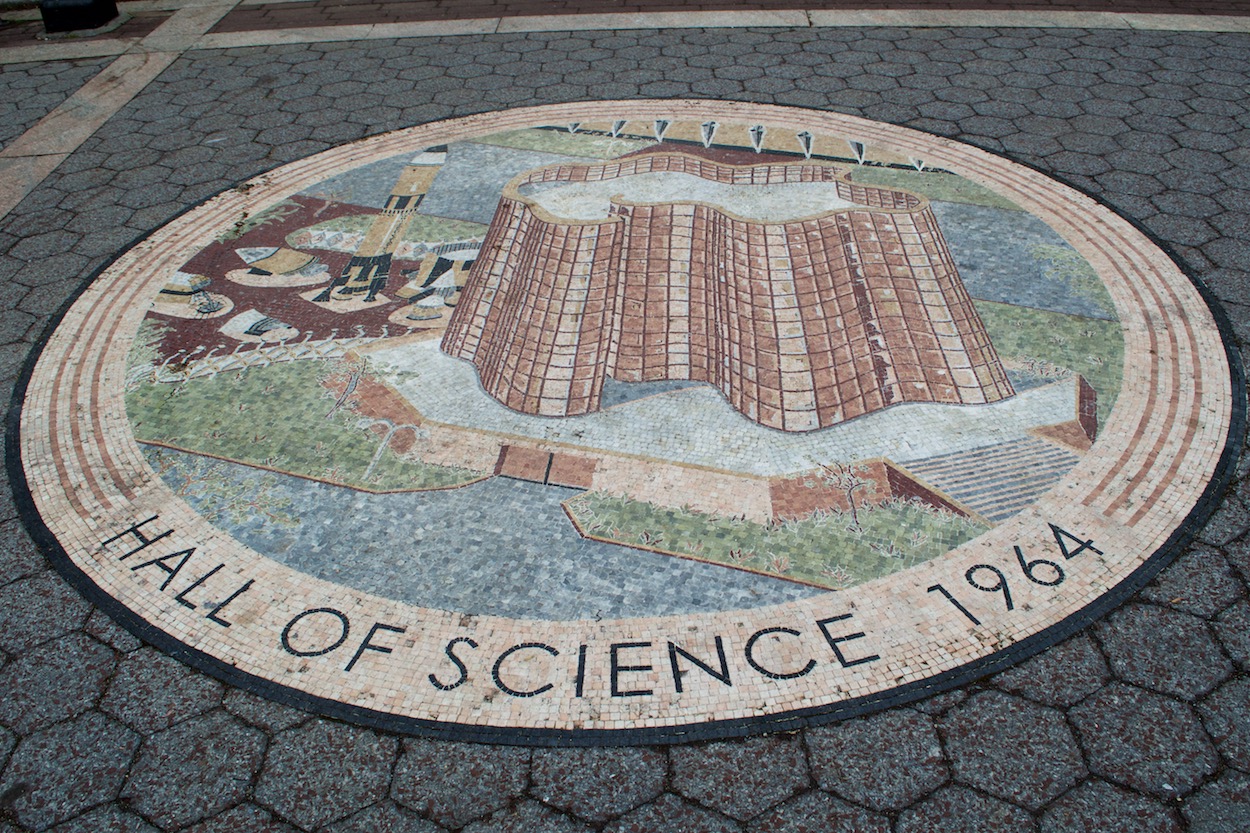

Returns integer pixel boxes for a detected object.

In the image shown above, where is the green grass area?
[975,299,1124,425]
[473,128,657,159]
[565,492,988,590]
[844,165,1025,211]
[126,359,485,492]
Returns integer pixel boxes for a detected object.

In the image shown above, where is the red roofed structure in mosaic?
[441,152,1014,432]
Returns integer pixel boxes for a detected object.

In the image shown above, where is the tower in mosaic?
[312,147,446,303]
[442,152,1014,432]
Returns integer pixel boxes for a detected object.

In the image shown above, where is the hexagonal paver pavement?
[0,16,1248,833]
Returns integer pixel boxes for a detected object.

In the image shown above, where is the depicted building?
[313,148,446,304]
[442,152,1013,432]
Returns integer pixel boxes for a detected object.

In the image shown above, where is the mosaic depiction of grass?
[565,492,989,590]
[842,166,1025,212]
[974,299,1124,426]
[126,357,484,492]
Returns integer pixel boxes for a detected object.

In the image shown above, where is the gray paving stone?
[122,710,266,829]
[895,785,1037,833]
[0,724,13,771]
[254,719,397,830]
[0,59,112,146]
[83,609,144,653]
[604,792,741,833]
[1214,600,1250,668]
[392,738,529,828]
[462,800,593,833]
[1095,604,1232,699]
[806,709,946,811]
[1069,683,1217,797]
[0,519,47,587]
[100,647,223,733]
[911,688,969,715]
[672,734,809,822]
[745,790,888,833]
[0,711,139,830]
[321,800,442,833]
[1196,676,1250,773]
[1139,546,1244,619]
[1220,536,1250,586]
[992,634,1109,708]
[0,631,115,734]
[531,745,665,823]
[1197,495,1250,547]
[1182,771,1250,833]
[47,804,160,833]
[0,570,91,653]
[1040,779,1181,833]
[180,803,300,833]
[222,688,308,734]
[941,691,1084,811]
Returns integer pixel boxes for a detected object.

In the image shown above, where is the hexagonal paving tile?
[942,691,1085,811]
[672,734,809,822]
[1095,604,1232,699]
[604,792,742,833]
[1039,779,1182,833]
[806,709,947,811]
[1069,683,1217,797]
[991,635,1109,708]
[0,632,115,734]
[895,785,1037,833]
[392,738,529,828]
[100,647,223,733]
[0,711,140,830]
[254,719,397,830]
[530,746,665,823]
[121,710,267,829]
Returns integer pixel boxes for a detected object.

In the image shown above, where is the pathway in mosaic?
[1,2,1250,830]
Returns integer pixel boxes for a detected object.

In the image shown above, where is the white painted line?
[497,9,810,32]
[0,50,178,159]
[195,16,499,48]
[1121,12,1250,31]
[0,153,68,218]
[0,38,133,65]
[138,0,237,50]
[807,9,1134,29]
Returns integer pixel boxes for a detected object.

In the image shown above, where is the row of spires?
[560,120,927,170]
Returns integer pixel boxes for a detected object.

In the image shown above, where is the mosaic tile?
[11,100,1242,744]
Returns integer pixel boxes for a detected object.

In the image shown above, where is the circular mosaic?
[13,101,1243,744]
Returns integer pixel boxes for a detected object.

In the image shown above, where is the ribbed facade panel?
[442,153,1013,432]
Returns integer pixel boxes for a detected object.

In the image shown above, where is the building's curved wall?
[442,153,1013,432]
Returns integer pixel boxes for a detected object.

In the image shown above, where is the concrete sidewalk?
[1,3,1250,831]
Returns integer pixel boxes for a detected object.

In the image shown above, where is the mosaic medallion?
[13,101,1242,744]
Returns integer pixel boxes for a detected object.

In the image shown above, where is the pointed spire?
[796,131,814,159]
[654,119,670,142]
[749,125,766,153]
[701,120,719,148]
[567,123,580,134]
[610,119,627,137]
[848,140,867,164]
[910,157,926,171]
